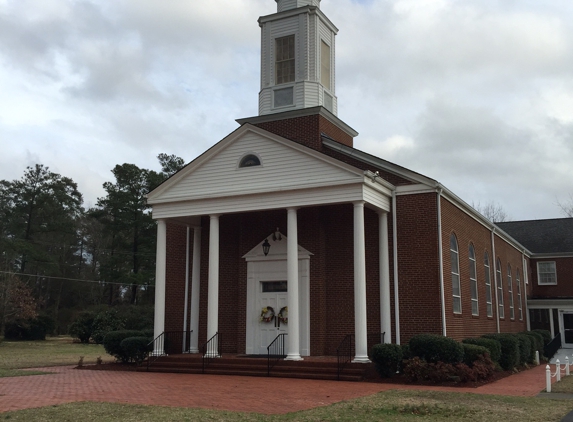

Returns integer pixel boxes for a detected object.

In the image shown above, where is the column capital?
[286,207,299,212]
[353,201,365,208]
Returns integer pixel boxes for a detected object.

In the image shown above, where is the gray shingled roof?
[496,218,573,254]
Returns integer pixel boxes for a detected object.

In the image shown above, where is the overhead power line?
[0,270,154,287]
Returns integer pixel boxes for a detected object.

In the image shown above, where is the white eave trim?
[258,6,339,34]
[530,252,573,259]
[528,299,573,308]
[322,138,436,186]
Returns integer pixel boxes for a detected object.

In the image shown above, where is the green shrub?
[401,343,411,360]
[532,329,552,347]
[523,331,544,355]
[482,333,519,370]
[68,312,96,343]
[4,315,55,341]
[92,310,126,344]
[409,334,463,364]
[461,343,489,366]
[120,306,154,331]
[142,329,155,339]
[402,356,495,384]
[462,337,501,364]
[120,336,152,363]
[371,344,403,378]
[103,330,145,363]
[516,333,534,365]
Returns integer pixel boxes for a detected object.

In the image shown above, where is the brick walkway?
[0,363,555,415]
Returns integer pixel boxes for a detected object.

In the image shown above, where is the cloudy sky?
[1,0,572,220]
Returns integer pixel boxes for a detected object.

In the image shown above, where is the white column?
[207,215,220,356]
[550,308,555,338]
[379,211,392,344]
[286,207,303,360]
[182,226,190,352]
[153,219,167,355]
[189,227,202,353]
[353,201,370,363]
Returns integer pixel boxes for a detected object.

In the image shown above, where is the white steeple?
[258,0,338,116]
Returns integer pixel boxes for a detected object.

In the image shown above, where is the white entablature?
[276,0,321,12]
[259,0,338,116]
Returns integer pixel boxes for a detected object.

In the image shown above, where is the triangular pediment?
[148,124,364,204]
[242,232,312,261]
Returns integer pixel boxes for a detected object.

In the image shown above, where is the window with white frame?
[484,252,493,317]
[508,265,515,320]
[320,40,331,90]
[516,269,523,320]
[450,234,461,313]
[469,244,478,316]
[497,258,504,319]
[275,35,295,85]
[537,261,557,285]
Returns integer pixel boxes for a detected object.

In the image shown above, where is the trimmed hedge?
[523,331,544,355]
[371,344,403,378]
[120,336,152,363]
[515,334,533,365]
[482,333,519,370]
[103,330,145,363]
[462,337,501,364]
[532,329,552,347]
[409,334,463,364]
[461,343,489,367]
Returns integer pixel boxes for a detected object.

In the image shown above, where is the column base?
[151,350,167,357]
[352,356,371,364]
[285,354,304,361]
[204,353,221,358]
[189,348,200,354]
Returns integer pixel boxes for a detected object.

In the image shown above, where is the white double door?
[257,288,288,354]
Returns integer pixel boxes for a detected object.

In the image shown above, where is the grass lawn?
[550,372,573,394]
[0,336,110,377]
[1,390,572,421]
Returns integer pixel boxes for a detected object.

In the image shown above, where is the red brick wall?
[164,223,189,333]
[440,198,527,340]
[530,257,573,298]
[395,193,442,343]
[253,114,353,151]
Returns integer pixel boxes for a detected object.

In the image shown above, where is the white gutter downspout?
[437,187,447,337]
[182,226,191,352]
[392,189,401,344]
[523,250,531,331]
[491,228,500,333]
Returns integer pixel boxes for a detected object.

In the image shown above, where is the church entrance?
[243,235,311,356]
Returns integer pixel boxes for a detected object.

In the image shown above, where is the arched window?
[239,154,261,168]
[516,269,523,321]
[450,234,461,313]
[496,258,504,319]
[469,244,478,316]
[508,265,515,320]
[484,252,493,317]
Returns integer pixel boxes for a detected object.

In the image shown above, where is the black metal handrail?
[336,334,354,381]
[145,330,193,370]
[267,333,288,376]
[201,332,222,373]
[545,332,562,360]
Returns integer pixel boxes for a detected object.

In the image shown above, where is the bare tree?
[557,194,573,217]
[472,200,510,223]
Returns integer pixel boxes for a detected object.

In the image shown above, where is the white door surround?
[559,310,573,348]
[244,234,311,356]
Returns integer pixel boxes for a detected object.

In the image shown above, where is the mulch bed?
[76,362,138,372]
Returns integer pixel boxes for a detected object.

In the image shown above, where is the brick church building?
[147,0,570,362]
